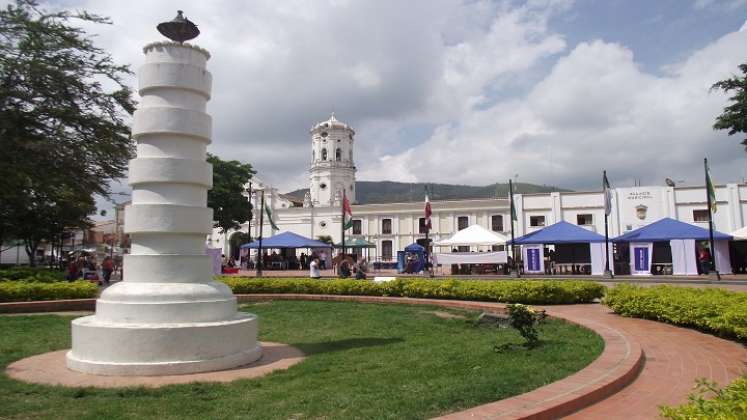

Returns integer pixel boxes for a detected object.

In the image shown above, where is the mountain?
[285,181,570,204]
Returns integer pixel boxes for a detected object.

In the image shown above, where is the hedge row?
[660,375,747,419]
[603,284,747,341]
[0,267,65,283]
[0,281,98,302]
[219,277,606,304]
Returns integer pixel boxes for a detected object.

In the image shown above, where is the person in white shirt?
[309,258,321,279]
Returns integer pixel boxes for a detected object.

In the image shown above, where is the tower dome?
[309,113,356,207]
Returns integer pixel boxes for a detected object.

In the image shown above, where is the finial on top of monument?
[157,10,200,43]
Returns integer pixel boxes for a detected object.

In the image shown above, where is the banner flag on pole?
[424,188,432,231]
[264,202,279,231]
[343,194,353,230]
[706,163,717,213]
[603,171,612,216]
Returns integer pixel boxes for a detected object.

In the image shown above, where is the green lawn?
[0,301,603,419]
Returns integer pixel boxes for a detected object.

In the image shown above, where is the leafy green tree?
[207,153,255,234]
[0,1,135,262]
[317,235,333,245]
[712,63,747,151]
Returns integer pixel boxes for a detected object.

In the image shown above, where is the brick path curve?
[554,304,746,419]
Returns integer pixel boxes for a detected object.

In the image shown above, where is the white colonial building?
[211,114,747,262]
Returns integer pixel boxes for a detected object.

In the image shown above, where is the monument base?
[66,313,261,376]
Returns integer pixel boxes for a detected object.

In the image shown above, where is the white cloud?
[361,29,747,189]
[32,0,747,199]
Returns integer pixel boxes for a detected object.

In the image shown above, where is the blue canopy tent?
[510,221,609,275]
[398,243,425,273]
[612,218,732,275]
[240,231,331,249]
[241,231,332,270]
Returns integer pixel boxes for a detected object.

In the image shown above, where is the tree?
[207,153,255,234]
[712,63,747,151]
[0,1,135,263]
[317,235,333,245]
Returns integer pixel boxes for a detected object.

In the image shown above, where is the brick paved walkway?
[555,304,747,419]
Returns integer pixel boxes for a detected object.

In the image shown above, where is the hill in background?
[285,181,571,204]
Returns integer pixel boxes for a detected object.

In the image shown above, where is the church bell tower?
[309,113,356,207]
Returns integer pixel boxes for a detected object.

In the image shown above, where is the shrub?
[505,303,545,347]
[219,277,605,305]
[603,284,747,341]
[660,376,747,419]
[0,281,98,302]
[0,267,66,283]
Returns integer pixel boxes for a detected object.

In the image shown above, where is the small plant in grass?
[494,303,546,351]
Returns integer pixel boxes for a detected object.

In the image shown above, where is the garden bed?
[0,300,603,419]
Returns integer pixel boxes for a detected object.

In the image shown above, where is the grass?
[0,301,604,419]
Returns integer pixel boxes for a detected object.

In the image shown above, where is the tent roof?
[404,243,425,252]
[434,224,507,247]
[731,226,747,241]
[240,231,331,249]
[333,237,376,248]
[511,221,606,245]
[613,217,732,242]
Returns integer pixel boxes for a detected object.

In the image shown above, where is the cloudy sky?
[42,0,747,206]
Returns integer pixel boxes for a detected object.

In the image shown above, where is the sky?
[32,0,747,214]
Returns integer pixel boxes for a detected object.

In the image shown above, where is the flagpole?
[341,190,346,260]
[704,158,720,280]
[256,190,265,278]
[424,185,430,277]
[603,171,613,278]
[509,179,520,278]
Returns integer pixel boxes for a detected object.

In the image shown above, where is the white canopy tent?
[433,224,507,247]
[732,226,747,241]
[432,225,508,266]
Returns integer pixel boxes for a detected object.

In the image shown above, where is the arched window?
[321,148,327,161]
[335,148,341,161]
[312,150,315,161]
[349,150,353,161]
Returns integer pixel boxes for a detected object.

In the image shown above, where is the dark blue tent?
[511,221,606,245]
[612,218,732,242]
[404,243,425,252]
[240,231,331,249]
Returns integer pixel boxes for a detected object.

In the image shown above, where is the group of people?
[66,254,116,285]
[308,254,368,280]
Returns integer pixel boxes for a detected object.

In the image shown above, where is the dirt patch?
[427,310,467,320]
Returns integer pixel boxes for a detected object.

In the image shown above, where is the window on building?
[457,246,470,252]
[492,245,505,252]
[418,217,428,234]
[321,149,327,161]
[312,150,315,161]
[577,214,593,225]
[491,215,503,232]
[335,148,341,161]
[693,209,709,222]
[382,218,392,234]
[530,216,545,227]
[457,216,469,230]
[382,240,393,261]
[352,220,362,235]
[349,150,353,161]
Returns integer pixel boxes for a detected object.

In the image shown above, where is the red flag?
[424,193,432,231]
[343,194,353,230]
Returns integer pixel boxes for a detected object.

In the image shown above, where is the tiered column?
[66,42,261,376]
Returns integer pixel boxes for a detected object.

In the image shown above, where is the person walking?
[309,258,321,279]
[101,256,114,285]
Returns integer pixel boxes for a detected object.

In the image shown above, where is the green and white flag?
[343,193,353,230]
[706,163,717,213]
[264,203,279,231]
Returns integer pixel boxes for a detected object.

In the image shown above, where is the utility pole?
[256,190,265,277]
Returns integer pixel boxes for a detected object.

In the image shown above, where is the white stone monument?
[66,12,261,376]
